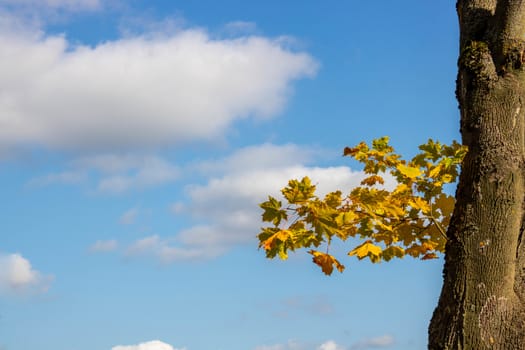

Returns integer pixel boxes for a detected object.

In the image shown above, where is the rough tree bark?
[428,0,525,349]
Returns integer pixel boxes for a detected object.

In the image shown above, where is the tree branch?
[490,0,525,70]
[457,0,497,47]
[458,0,497,13]
[493,0,525,40]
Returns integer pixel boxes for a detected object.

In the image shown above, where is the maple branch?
[458,0,496,11]
[430,216,449,241]
[457,0,497,46]
[493,0,525,40]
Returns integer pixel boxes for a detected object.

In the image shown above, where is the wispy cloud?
[112,340,186,350]
[124,234,225,263]
[120,143,375,263]
[166,144,370,261]
[26,170,87,187]
[254,340,347,350]
[79,154,180,193]
[223,21,258,35]
[119,207,139,225]
[88,239,118,253]
[88,142,397,263]
[28,154,180,193]
[273,295,335,319]
[350,335,395,349]
[0,0,101,11]
[254,340,303,350]
[0,252,53,296]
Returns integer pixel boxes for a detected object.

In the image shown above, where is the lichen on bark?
[458,40,497,82]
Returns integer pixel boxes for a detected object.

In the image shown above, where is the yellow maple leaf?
[348,241,382,263]
[405,241,439,258]
[422,252,438,260]
[428,164,442,178]
[441,174,454,183]
[382,245,405,261]
[394,183,411,193]
[360,175,385,186]
[421,241,439,251]
[309,250,345,275]
[397,164,422,179]
[433,194,455,216]
[335,211,358,226]
[258,137,465,274]
[262,230,292,250]
[409,197,430,213]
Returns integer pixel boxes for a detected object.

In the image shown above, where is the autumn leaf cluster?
[257,137,467,275]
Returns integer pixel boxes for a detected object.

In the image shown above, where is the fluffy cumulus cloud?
[319,341,346,350]
[111,338,392,350]
[112,340,186,350]
[169,146,384,259]
[0,253,53,296]
[254,340,346,350]
[122,143,393,263]
[0,20,317,153]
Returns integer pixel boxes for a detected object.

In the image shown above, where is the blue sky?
[0,1,459,350]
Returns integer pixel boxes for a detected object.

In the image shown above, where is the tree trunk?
[428,1,525,349]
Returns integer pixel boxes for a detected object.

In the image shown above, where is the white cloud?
[112,340,186,350]
[123,143,376,263]
[0,0,101,11]
[194,143,314,174]
[275,295,335,319]
[126,235,161,256]
[89,239,118,253]
[350,335,395,349]
[254,340,302,350]
[124,234,225,263]
[254,340,346,350]
[0,23,317,153]
[223,21,258,35]
[319,341,346,350]
[0,253,53,296]
[26,170,87,187]
[83,154,179,194]
[174,162,370,257]
[187,165,364,208]
[170,202,185,214]
[29,153,180,193]
[73,154,175,174]
[95,158,178,193]
[119,208,139,225]
[93,143,396,263]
